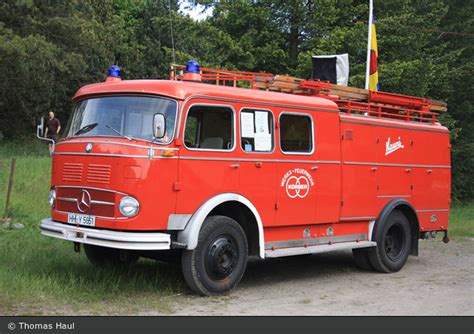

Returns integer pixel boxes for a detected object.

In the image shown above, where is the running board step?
[264,241,376,258]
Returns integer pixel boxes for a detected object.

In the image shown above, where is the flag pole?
[365,0,374,90]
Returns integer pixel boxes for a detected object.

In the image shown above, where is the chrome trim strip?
[279,111,315,156]
[416,209,449,213]
[57,197,114,206]
[340,216,376,221]
[91,200,115,206]
[55,185,127,196]
[40,218,171,251]
[265,234,368,249]
[377,195,411,198]
[265,241,376,258]
[54,209,127,220]
[182,102,237,153]
[179,156,340,164]
[58,197,76,203]
[343,161,451,169]
[56,140,179,151]
[53,152,150,159]
[53,152,178,159]
[340,119,449,134]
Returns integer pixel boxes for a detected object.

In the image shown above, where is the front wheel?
[368,210,412,273]
[181,215,248,296]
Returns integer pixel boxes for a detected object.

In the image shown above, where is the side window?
[280,113,313,153]
[240,109,274,152]
[184,105,234,150]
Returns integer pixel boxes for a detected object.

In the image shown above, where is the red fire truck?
[38,61,451,295]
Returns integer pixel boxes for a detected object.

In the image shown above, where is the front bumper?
[39,218,171,250]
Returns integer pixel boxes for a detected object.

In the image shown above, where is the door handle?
[310,166,318,171]
[371,167,378,171]
[405,168,412,173]
[230,164,240,169]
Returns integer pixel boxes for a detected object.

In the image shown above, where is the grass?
[0,139,473,315]
[449,203,474,237]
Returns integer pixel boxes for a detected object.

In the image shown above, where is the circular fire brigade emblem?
[77,190,92,213]
[280,168,315,199]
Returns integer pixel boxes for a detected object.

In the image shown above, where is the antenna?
[168,0,176,65]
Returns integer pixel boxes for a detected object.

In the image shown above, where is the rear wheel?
[84,244,138,267]
[368,210,412,273]
[181,215,248,296]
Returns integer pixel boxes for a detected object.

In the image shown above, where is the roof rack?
[170,64,273,89]
[170,65,447,124]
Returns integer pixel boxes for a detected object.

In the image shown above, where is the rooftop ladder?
[170,65,447,124]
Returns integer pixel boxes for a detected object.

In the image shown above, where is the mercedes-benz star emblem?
[85,143,93,153]
[77,190,91,213]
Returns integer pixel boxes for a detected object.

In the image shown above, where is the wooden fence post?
[3,158,16,220]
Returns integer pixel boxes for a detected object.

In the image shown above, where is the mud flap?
[410,237,418,256]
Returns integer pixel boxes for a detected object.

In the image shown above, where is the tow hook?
[442,230,450,244]
[74,242,81,253]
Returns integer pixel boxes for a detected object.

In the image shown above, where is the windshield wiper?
[105,124,132,141]
[74,123,98,136]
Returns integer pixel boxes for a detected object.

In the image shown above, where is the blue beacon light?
[183,60,202,82]
[106,65,121,82]
[185,60,200,74]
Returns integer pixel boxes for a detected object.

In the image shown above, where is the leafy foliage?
[0,0,472,200]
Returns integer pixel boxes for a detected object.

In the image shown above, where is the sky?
[179,1,213,21]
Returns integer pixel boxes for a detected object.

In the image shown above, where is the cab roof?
[73,79,339,111]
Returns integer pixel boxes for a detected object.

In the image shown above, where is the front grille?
[60,163,111,185]
[62,163,83,182]
[56,187,116,217]
[87,164,111,184]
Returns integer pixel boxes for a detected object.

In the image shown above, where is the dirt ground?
[163,238,474,316]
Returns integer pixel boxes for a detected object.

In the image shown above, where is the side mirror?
[37,117,44,137]
[153,113,166,139]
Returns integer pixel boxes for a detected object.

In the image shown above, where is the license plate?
[67,213,96,227]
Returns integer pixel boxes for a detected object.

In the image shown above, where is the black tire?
[84,244,138,267]
[368,209,412,273]
[181,215,248,296]
[352,248,374,271]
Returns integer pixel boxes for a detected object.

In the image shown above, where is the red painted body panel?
[49,80,450,246]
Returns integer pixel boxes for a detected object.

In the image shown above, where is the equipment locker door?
[237,107,277,226]
[275,112,317,226]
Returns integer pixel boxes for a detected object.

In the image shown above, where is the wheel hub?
[205,236,238,281]
[384,223,405,261]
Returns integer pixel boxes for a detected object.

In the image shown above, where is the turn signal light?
[160,149,176,157]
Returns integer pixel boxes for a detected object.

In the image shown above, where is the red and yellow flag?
[369,18,380,91]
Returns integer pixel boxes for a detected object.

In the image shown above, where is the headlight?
[48,189,56,208]
[118,196,140,217]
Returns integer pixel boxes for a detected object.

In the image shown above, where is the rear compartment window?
[279,113,313,153]
[184,105,234,150]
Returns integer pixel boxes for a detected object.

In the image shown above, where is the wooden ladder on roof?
[170,65,447,124]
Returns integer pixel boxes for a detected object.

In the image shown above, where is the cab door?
[176,101,239,213]
[275,112,318,226]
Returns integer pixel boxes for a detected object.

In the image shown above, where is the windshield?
[65,95,178,143]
